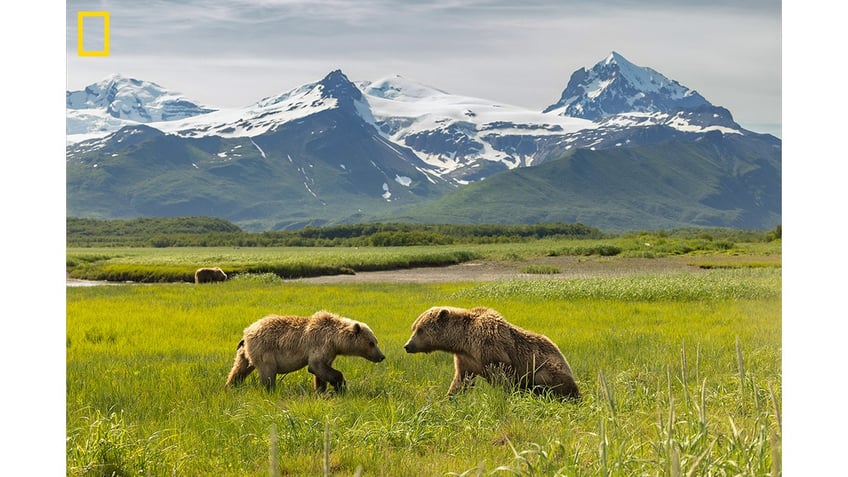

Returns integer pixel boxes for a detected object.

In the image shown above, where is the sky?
[66,0,782,137]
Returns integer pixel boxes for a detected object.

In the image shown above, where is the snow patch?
[304,182,318,198]
[250,139,266,158]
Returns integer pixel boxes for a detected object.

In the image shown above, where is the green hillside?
[387,133,780,231]
[66,121,450,231]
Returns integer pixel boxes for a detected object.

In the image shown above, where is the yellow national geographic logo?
[78,11,110,57]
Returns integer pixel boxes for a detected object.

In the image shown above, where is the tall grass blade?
[667,365,673,406]
[598,370,616,417]
[599,417,609,477]
[666,396,675,452]
[670,445,681,477]
[681,341,689,406]
[695,342,701,386]
[770,429,782,477]
[769,382,782,433]
[269,424,280,477]
[736,336,745,389]
[685,439,716,477]
[699,378,707,433]
[323,421,331,477]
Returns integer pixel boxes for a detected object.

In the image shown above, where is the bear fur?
[225,310,385,393]
[194,267,227,284]
[403,306,580,400]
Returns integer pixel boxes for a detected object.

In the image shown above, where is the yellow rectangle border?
[78,11,110,57]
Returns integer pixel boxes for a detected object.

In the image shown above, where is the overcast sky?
[66,1,781,136]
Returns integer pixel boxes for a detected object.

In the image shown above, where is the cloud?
[66,0,780,128]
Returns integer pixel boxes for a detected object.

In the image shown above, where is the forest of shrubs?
[67,217,779,248]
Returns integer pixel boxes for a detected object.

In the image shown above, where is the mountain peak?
[318,69,362,101]
[67,75,215,122]
[543,52,711,121]
[363,75,449,101]
[605,51,627,65]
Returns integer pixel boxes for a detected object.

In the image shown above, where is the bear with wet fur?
[194,267,227,283]
[225,310,385,393]
[403,306,580,400]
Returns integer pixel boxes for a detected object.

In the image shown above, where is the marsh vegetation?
[66,235,780,475]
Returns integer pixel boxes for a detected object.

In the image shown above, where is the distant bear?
[225,310,386,393]
[195,267,227,284]
[403,306,580,400]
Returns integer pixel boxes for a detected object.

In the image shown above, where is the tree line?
[66,217,604,247]
[67,216,779,248]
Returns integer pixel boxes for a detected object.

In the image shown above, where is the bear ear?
[352,322,361,334]
[437,308,450,321]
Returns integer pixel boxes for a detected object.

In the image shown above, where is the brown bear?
[225,310,386,393]
[403,306,580,400]
[195,267,227,284]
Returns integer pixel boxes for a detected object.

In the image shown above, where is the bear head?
[342,320,386,363]
[403,306,465,354]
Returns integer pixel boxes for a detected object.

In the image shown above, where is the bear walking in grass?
[225,310,386,393]
[404,306,580,400]
[194,267,227,284]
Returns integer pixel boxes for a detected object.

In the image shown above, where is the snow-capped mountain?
[360,75,595,182]
[66,52,780,231]
[544,51,711,121]
[66,52,758,183]
[152,72,598,183]
[157,70,376,140]
[67,70,451,230]
[66,74,215,143]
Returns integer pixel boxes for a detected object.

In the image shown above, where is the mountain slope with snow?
[544,52,711,121]
[360,75,596,182]
[390,133,780,230]
[67,74,216,143]
[66,52,780,231]
[65,52,762,182]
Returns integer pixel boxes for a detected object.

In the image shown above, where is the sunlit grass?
[67,267,780,475]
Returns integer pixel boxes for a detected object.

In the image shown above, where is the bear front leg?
[308,360,346,393]
[448,355,477,395]
[313,375,328,393]
[483,362,517,389]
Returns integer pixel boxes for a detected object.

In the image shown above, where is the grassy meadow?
[66,233,778,283]
[66,240,781,476]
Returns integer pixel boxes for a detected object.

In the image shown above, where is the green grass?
[66,246,483,282]
[67,265,781,475]
[66,237,780,283]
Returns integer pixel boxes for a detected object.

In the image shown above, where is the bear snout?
[403,341,417,353]
[372,351,386,362]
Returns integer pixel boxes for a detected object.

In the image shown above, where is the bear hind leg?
[254,362,279,392]
[225,342,256,388]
